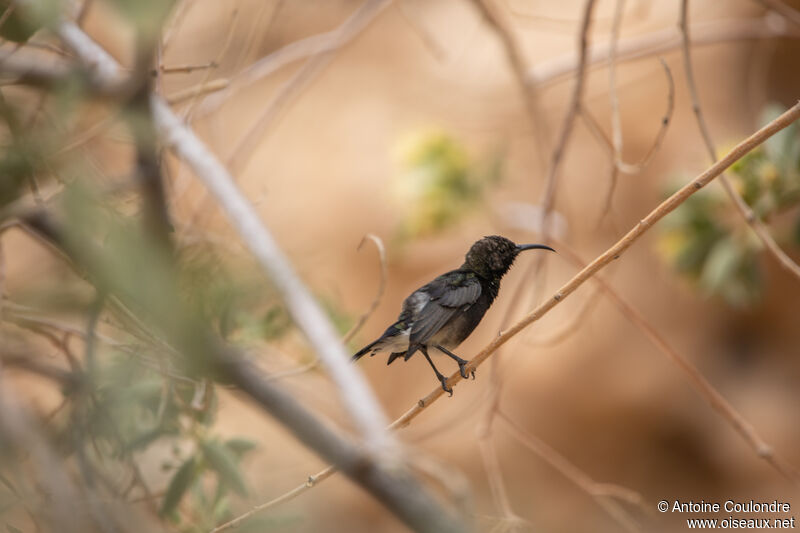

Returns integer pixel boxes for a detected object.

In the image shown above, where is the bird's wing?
[408,270,481,345]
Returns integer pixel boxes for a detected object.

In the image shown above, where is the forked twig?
[585,56,674,218]
[605,0,675,218]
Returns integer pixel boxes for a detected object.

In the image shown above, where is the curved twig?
[586,56,675,218]
[342,233,388,344]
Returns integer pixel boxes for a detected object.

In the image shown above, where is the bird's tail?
[352,340,378,362]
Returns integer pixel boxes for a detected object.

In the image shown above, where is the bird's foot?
[457,361,468,380]
[456,359,475,380]
[439,376,453,397]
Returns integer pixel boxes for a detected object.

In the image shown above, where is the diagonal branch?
[226,0,395,175]
[530,13,800,90]
[21,196,468,533]
[498,411,643,533]
[552,240,800,484]
[752,0,800,28]
[222,102,800,523]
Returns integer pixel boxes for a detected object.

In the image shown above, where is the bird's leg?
[435,345,475,380]
[420,346,453,396]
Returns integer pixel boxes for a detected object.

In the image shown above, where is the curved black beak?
[516,243,556,253]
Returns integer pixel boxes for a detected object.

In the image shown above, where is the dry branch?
[227,103,800,523]
[226,0,394,175]
[198,0,393,117]
[552,241,800,484]
[498,411,643,533]
[470,0,550,167]
[342,233,388,343]
[536,0,597,229]
[7,10,476,531]
[530,13,799,89]
[753,0,800,28]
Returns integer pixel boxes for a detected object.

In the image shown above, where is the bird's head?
[463,235,555,278]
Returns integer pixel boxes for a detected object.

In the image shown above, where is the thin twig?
[161,0,194,52]
[478,435,529,531]
[553,241,800,484]
[342,233,388,343]
[679,0,800,282]
[752,0,800,28]
[537,0,596,233]
[209,466,336,533]
[470,0,550,179]
[0,3,16,30]
[587,57,674,218]
[264,233,387,380]
[498,411,643,533]
[523,285,602,348]
[530,13,799,89]
[608,0,627,165]
[197,0,391,117]
[0,235,6,315]
[226,0,394,175]
[397,0,448,62]
[166,78,229,105]
[526,0,597,295]
[176,6,238,127]
[45,18,395,453]
[230,0,284,75]
[76,0,94,26]
[159,62,217,74]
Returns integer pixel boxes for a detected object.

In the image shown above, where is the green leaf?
[201,439,247,497]
[761,104,796,167]
[225,438,257,457]
[160,455,198,516]
[0,0,61,43]
[104,0,175,39]
[700,238,740,292]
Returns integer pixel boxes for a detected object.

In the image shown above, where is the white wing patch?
[408,291,430,314]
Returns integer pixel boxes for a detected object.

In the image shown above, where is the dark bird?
[352,235,554,395]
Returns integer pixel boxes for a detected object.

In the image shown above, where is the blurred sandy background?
[6,0,800,531]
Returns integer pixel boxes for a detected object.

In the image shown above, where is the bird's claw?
[457,362,470,380]
[439,378,453,396]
